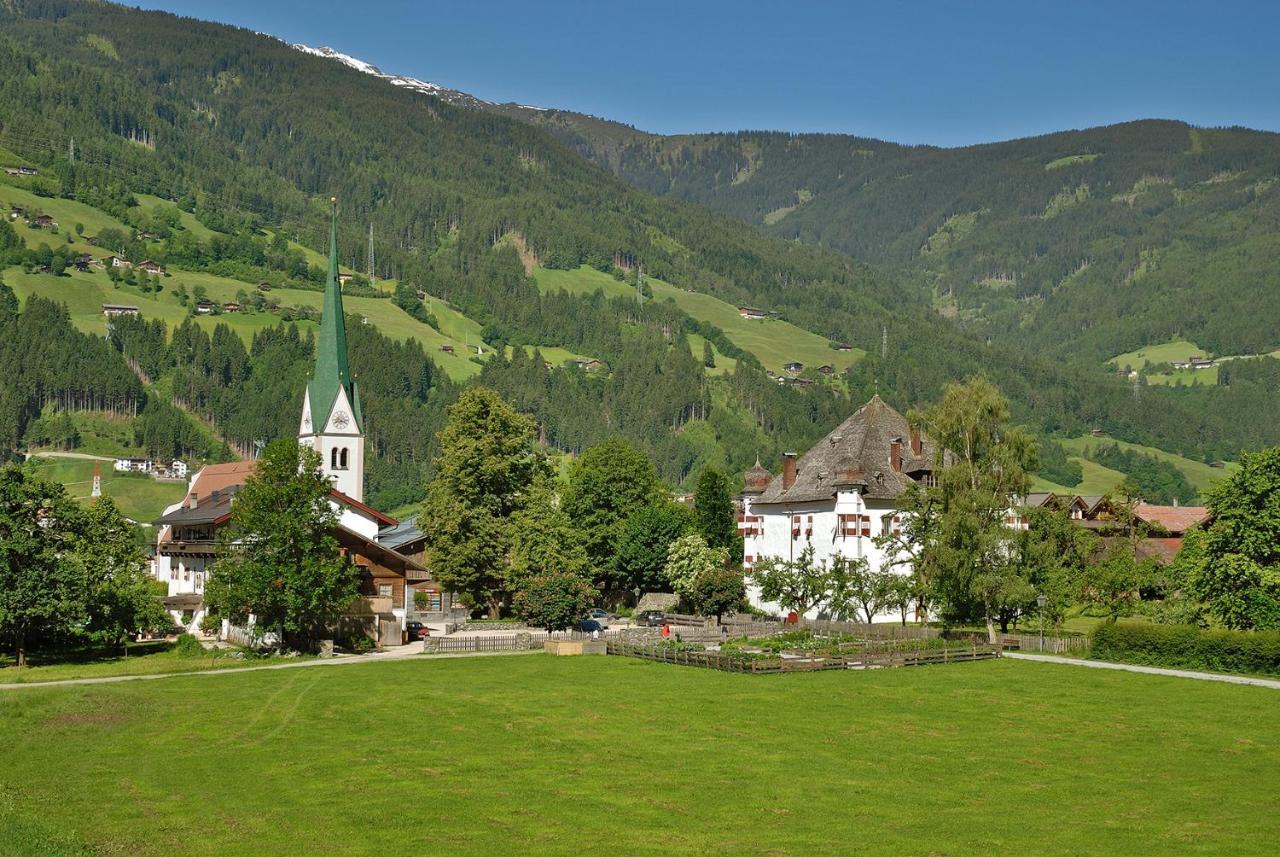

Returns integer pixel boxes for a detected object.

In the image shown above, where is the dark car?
[636,610,666,627]
[577,619,605,633]
[405,621,430,641]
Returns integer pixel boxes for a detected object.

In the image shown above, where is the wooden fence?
[605,640,1000,674]
[425,630,628,654]
[720,617,942,640]
[998,633,1090,655]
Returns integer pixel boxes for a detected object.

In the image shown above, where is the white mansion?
[740,395,936,620]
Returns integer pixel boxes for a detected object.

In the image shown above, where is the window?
[331,448,340,469]
[195,573,203,592]
[838,514,873,538]
[737,514,763,538]
[340,448,349,469]
[378,583,393,599]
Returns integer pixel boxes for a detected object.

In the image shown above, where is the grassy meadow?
[1,655,1277,856]
[533,265,864,375]
[1031,434,1238,499]
[23,456,186,523]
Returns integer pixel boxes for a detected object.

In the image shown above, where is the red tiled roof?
[1134,504,1211,535]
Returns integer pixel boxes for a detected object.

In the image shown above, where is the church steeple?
[308,199,362,434]
[300,198,365,501]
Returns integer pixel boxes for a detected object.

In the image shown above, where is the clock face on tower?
[332,409,350,430]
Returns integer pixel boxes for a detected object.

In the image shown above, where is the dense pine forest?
[0,0,1277,510]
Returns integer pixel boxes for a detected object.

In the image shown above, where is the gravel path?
[1005,652,1280,690]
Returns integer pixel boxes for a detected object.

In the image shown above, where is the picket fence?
[605,640,999,674]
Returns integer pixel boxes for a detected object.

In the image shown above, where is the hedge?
[1091,623,1280,676]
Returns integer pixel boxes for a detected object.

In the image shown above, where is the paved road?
[1005,652,1280,690]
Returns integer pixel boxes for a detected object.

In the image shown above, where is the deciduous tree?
[420,387,549,617]
[1187,448,1280,629]
[750,545,832,617]
[562,437,660,588]
[76,497,167,652]
[611,501,693,595]
[0,466,86,666]
[205,440,358,649]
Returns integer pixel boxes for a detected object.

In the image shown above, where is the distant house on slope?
[102,304,140,318]
[784,361,804,374]
[738,306,769,320]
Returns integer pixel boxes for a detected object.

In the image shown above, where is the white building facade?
[741,395,933,622]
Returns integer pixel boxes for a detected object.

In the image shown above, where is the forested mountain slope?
[0,0,1274,494]
[510,113,1280,365]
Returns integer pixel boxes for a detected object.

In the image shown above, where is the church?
[153,202,459,644]
[739,395,937,621]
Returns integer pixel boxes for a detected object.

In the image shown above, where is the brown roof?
[1136,537,1184,564]
[188,461,258,502]
[754,395,936,504]
[1134,504,1210,535]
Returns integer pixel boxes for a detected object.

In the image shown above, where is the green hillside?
[1060,435,1238,496]
[521,116,1280,368]
[1,0,1278,502]
[24,455,186,523]
[533,265,863,375]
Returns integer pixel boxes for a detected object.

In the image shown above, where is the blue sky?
[136,0,1279,146]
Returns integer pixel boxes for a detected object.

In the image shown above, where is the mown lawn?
[1,655,1276,855]
[0,641,311,685]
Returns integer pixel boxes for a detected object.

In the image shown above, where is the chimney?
[890,438,902,472]
[910,427,922,456]
[782,453,797,490]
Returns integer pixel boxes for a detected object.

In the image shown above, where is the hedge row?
[1091,623,1280,676]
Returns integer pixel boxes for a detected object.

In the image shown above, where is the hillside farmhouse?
[740,395,936,620]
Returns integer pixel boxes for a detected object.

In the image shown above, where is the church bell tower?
[299,199,365,501]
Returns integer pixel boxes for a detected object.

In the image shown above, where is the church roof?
[307,202,363,433]
[754,395,936,504]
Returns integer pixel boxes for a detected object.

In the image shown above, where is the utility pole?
[636,264,644,306]
[367,222,375,281]
[68,137,75,165]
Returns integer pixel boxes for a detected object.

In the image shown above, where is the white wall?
[742,489,912,621]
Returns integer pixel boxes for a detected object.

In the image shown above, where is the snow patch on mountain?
[291,43,531,112]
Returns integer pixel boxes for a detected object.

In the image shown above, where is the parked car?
[405,621,430,641]
[587,608,612,626]
[636,610,666,627]
[576,618,605,633]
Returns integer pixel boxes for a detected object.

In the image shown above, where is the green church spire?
[306,198,362,433]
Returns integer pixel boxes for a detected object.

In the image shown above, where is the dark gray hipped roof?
[753,395,936,504]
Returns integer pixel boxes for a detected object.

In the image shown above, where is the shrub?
[1091,622,1280,676]
[650,640,705,652]
[199,614,221,636]
[347,634,376,653]
[173,633,205,657]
